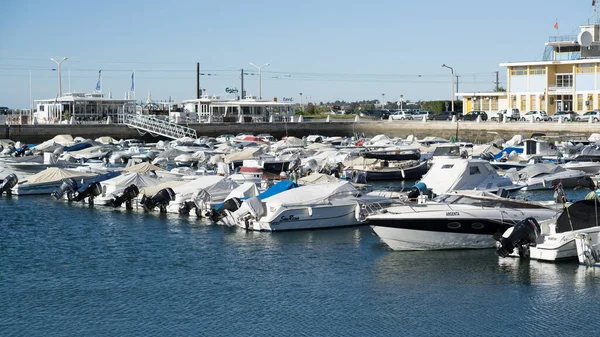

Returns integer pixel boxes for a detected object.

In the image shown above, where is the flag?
[554,21,558,29]
[95,70,101,91]
[131,71,135,91]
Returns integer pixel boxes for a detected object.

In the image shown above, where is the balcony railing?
[548,35,577,42]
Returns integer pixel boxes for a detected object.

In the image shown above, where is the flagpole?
[557,18,560,60]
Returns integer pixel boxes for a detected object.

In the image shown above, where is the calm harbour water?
[1,189,600,336]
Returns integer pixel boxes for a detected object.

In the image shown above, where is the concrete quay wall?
[4,121,599,144]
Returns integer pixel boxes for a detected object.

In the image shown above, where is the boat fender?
[307,207,313,216]
[355,204,362,222]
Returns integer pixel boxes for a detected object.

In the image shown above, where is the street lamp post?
[441,64,454,112]
[382,93,385,109]
[299,92,303,112]
[50,57,68,97]
[249,62,270,99]
[400,95,404,111]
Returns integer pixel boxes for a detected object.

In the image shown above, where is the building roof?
[500,58,600,67]
[35,92,135,103]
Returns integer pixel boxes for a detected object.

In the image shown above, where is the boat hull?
[369,218,511,251]
[245,203,360,231]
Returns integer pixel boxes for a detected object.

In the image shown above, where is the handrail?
[118,113,197,140]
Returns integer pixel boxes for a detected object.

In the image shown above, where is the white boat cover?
[505,134,524,147]
[101,172,163,189]
[68,146,111,159]
[156,148,187,159]
[371,134,390,142]
[224,182,260,200]
[122,162,166,173]
[0,139,14,147]
[21,167,96,184]
[172,176,227,196]
[224,148,263,163]
[95,136,118,144]
[140,180,187,197]
[33,139,62,152]
[50,134,74,145]
[306,143,334,151]
[298,173,340,185]
[472,144,502,158]
[262,181,358,207]
[194,179,241,202]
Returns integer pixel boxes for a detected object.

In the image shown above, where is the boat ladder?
[119,113,197,140]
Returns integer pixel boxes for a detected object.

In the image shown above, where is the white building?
[34,92,135,124]
[180,95,293,123]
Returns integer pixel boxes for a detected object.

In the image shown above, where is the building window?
[530,95,536,110]
[541,95,547,111]
[576,64,595,73]
[520,96,527,112]
[491,97,498,111]
[511,95,517,108]
[577,94,584,111]
[556,74,573,88]
[510,66,528,76]
[473,98,481,110]
[529,66,546,75]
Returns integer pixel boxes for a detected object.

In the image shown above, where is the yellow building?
[460,24,600,115]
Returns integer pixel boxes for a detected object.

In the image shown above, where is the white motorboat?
[94,172,165,206]
[367,191,559,251]
[504,163,587,191]
[574,232,600,267]
[561,161,600,174]
[11,167,98,195]
[221,181,392,231]
[419,158,523,195]
[498,199,600,261]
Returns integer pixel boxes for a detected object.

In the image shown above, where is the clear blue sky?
[0,0,596,108]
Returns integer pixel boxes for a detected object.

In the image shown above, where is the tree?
[494,86,506,92]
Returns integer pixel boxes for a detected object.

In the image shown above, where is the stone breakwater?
[4,121,598,143]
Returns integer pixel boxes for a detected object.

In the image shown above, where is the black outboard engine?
[51,178,79,200]
[73,182,102,204]
[111,184,140,209]
[206,197,242,222]
[0,173,18,196]
[495,217,541,258]
[351,170,367,184]
[14,145,29,157]
[407,182,427,199]
[140,187,175,213]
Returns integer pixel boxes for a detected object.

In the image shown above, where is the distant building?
[459,22,600,115]
[180,95,293,123]
[34,92,135,124]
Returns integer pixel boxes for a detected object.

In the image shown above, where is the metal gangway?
[119,113,197,140]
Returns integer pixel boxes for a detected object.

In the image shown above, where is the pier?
[4,120,598,143]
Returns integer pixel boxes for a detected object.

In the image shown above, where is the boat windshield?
[432,146,460,157]
[433,194,548,209]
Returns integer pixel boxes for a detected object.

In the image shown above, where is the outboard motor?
[14,145,29,157]
[140,187,175,213]
[73,182,102,204]
[0,173,18,196]
[495,217,541,258]
[51,178,79,200]
[206,197,242,222]
[407,182,427,199]
[351,170,367,184]
[111,184,140,209]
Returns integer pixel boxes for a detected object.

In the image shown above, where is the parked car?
[551,111,577,122]
[412,110,433,119]
[428,111,461,121]
[521,110,551,122]
[575,110,600,122]
[461,111,488,121]
[496,108,521,121]
[389,110,413,120]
